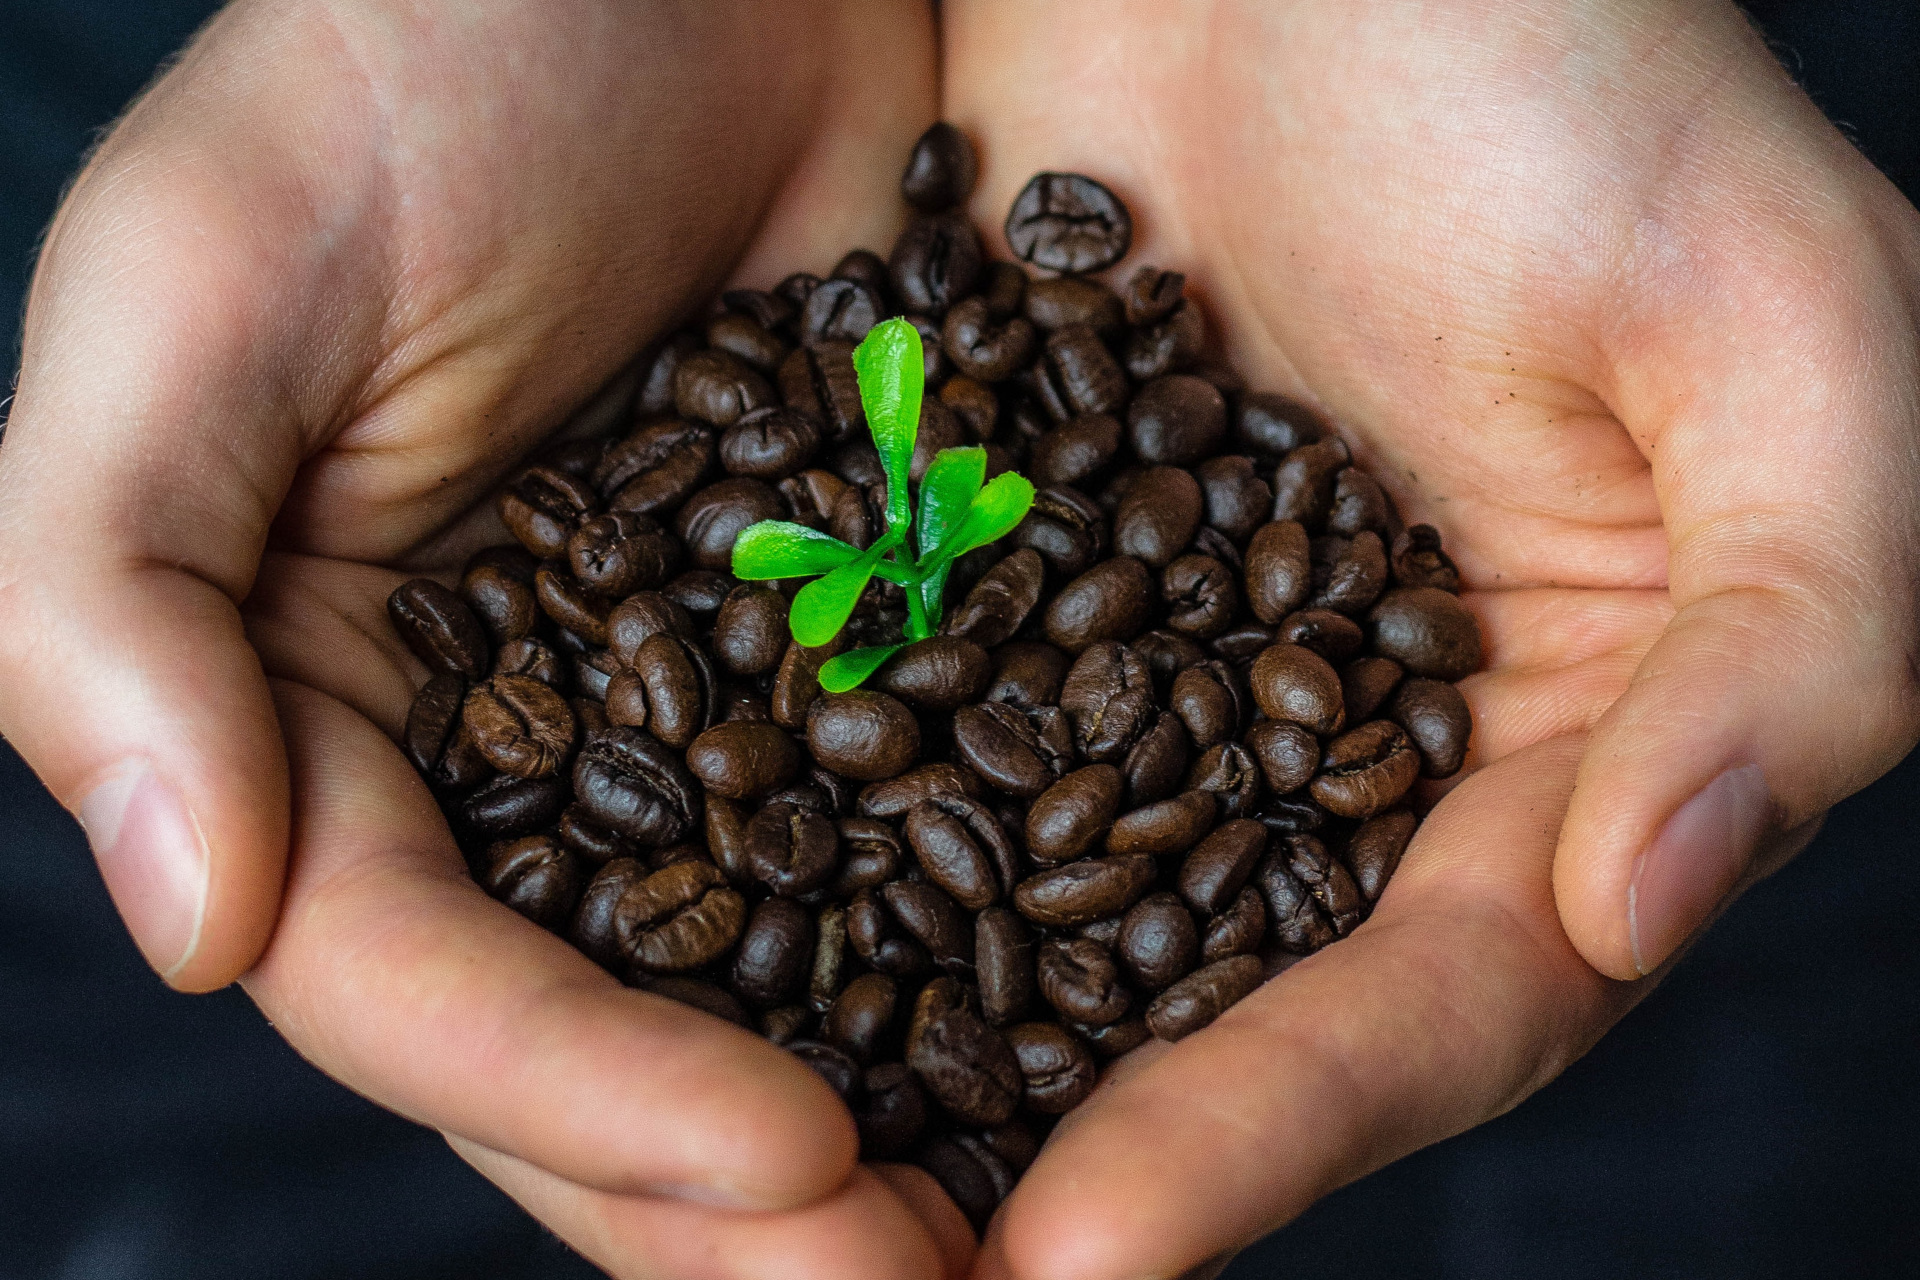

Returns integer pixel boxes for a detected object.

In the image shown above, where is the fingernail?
[76,760,210,982]
[1627,763,1770,976]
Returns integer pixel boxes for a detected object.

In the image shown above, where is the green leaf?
[916,446,986,563]
[917,565,951,636]
[852,318,924,533]
[817,643,906,692]
[732,521,862,580]
[928,471,1037,564]
[787,532,901,647]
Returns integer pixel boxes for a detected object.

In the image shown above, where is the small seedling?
[730,318,1035,691]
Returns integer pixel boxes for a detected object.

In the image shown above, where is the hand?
[0,2,973,1275]
[938,1,1920,1275]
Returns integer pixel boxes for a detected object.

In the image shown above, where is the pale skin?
[0,1,1915,1277]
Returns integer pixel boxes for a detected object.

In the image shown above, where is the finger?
[242,682,858,1211]
[981,737,1642,1280]
[870,1164,982,1280]
[1556,107,1920,976]
[453,1139,956,1280]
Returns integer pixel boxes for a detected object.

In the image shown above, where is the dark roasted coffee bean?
[603,668,650,729]
[1341,655,1404,724]
[1286,833,1366,936]
[890,213,982,318]
[706,312,787,373]
[644,976,749,1028]
[870,637,991,711]
[571,727,700,844]
[405,674,490,788]
[571,857,646,969]
[1178,819,1269,916]
[1235,393,1320,457]
[856,762,985,819]
[1201,885,1267,962]
[1107,789,1217,857]
[1113,466,1204,568]
[1311,720,1420,820]
[723,286,797,334]
[776,467,848,529]
[1245,720,1320,795]
[1026,764,1124,864]
[1277,608,1364,664]
[761,1004,814,1045]
[604,427,716,525]
[1187,742,1262,820]
[767,638,841,731]
[909,1001,1023,1126]
[554,805,633,867]
[460,561,539,646]
[951,701,1072,797]
[619,859,747,974]
[1195,456,1274,545]
[1388,677,1471,778]
[568,511,681,599]
[1328,468,1395,538]
[686,721,802,803]
[807,903,853,1012]
[719,405,821,480]
[1032,325,1128,421]
[1271,438,1350,530]
[855,1062,927,1159]
[882,880,976,975]
[830,248,892,299]
[915,1133,1016,1234]
[906,798,1016,911]
[605,592,695,667]
[1128,375,1227,466]
[457,774,570,844]
[1369,586,1483,681]
[944,551,1044,650]
[635,330,702,417]
[1007,1021,1097,1114]
[1073,1016,1151,1059]
[462,674,577,779]
[847,887,932,978]
[1028,413,1120,490]
[789,1039,863,1102]
[829,818,905,896]
[1255,845,1335,953]
[1310,529,1389,615]
[1246,519,1312,624]
[1123,265,1185,326]
[1005,172,1132,274]
[1120,709,1191,807]
[1249,643,1346,735]
[940,375,1000,441]
[1346,809,1417,903]
[975,907,1037,1028]
[1013,853,1156,927]
[1118,892,1201,992]
[1146,954,1264,1042]
[493,636,570,691]
[1061,643,1155,762]
[499,466,599,559]
[901,121,977,211]
[1024,275,1125,337]
[711,584,789,678]
[793,341,870,441]
[1171,660,1248,749]
[1037,937,1130,1026]
[389,579,490,678]
[674,477,782,572]
[479,835,585,930]
[632,633,715,749]
[980,642,1066,710]
[941,295,1036,383]
[1131,630,1208,693]
[908,400,969,483]
[674,349,775,427]
[663,569,736,621]
[823,972,898,1065]
[807,691,920,782]
[802,278,883,348]
[1124,299,1205,382]
[1013,485,1109,581]
[1044,556,1154,653]
[532,563,611,647]
[1391,524,1461,592]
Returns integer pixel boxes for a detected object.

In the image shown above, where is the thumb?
[1554,158,1920,978]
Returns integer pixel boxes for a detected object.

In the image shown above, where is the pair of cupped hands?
[2,1,1916,1276]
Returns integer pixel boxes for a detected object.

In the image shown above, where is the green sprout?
[730,317,1035,691]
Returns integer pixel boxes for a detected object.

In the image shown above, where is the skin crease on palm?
[0,1,1917,1278]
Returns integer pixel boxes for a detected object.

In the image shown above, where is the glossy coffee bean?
[952,701,1071,797]
[462,674,577,779]
[1234,393,1318,457]
[1249,643,1346,735]
[855,762,985,818]
[1271,438,1350,531]
[1037,937,1130,1026]
[1007,1021,1097,1114]
[906,798,1016,911]
[1022,277,1122,340]
[1255,847,1335,953]
[980,642,1065,711]
[1310,529,1389,615]
[942,295,1037,383]
[1346,809,1417,903]
[1029,413,1120,489]
[1193,456,1273,544]
[1005,172,1132,274]
[1246,519,1312,624]
[1328,467,1395,538]
[460,561,538,646]
[598,421,716,517]
[605,592,695,665]
[1277,607,1365,664]
[1107,789,1217,857]
[622,859,748,975]
[1120,708,1192,807]
[730,896,816,1007]
[1171,660,1248,749]
[389,579,490,678]
[632,633,715,749]
[808,903,853,1012]
[1013,853,1156,927]
[1310,720,1420,819]
[901,120,977,211]
[719,406,820,480]
[571,727,701,844]
[909,1003,1024,1126]
[1128,375,1226,466]
[829,818,905,896]
[686,721,802,802]
[456,774,570,845]
[869,637,991,711]
[1201,885,1267,962]
[532,563,611,647]
[711,584,788,678]
[807,691,920,782]
[1118,892,1201,992]
[789,1039,862,1101]
[1146,954,1264,1042]
[1187,741,1262,820]
[1244,720,1319,795]
[1341,655,1404,723]
[479,835,585,930]
[915,1133,1017,1235]
[1013,485,1108,580]
[890,213,982,318]
[405,674,490,789]
[944,550,1044,648]
[1044,556,1154,653]
[645,977,750,1028]
[674,477,782,572]
[673,349,776,427]
[557,805,637,867]
[567,511,680,599]
[1025,765,1124,865]
[1368,586,1483,681]
[637,332,702,417]
[1285,833,1367,936]
[499,465,599,559]
[1178,819,1269,916]
[802,278,883,348]
[882,880,977,976]
[1388,676,1471,778]
[1113,466,1203,568]
[1033,325,1128,421]
[848,887,932,978]
[493,636,569,691]
[1161,554,1238,640]
[976,907,1037,1027]
[569,858,646,968]
[855,1062,928,1159]
[1061,643,1155,763]
[1125,299,1206,381]
[824,972,898,1065]
[663,569,736,622]
[706,312,787,373]
[1391,524,1461,592]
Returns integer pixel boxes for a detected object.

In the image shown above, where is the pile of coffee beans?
[389,121,1477,1231]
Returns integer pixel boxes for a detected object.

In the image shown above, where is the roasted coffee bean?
[644,976,749,1028]
[567,511,681,599]
[791,341,870,441]
[706,311,786,374]
[901,120,977,211]
[1005,172,1132,274]
[827,481,889,550]
[1341,655,1404,723]
[1073,1017,1151,1059]
[571,727,700,844]
[710,584,788,678]
[1309,529,1389,615]
[802,278,883,348]
[1037,937,1130,1026]
[1346,809,1417,903]
[1246,519,1313,623]
[975,907,1037,1027]
[457,773,570,844]
[915,1132,1017,1234]
[1107,789,1217,857]
[1285,833,1366,936]
[890,213,982,317]
[1201,885,1267,962]
[620,859,747,975]
[807,691,920,782]
[1123,265,1185,326]
[856,762,986,818]
[602,668,650,728]
[942,295,1037,383]
[1007,1021,1097,1114]
[601,424,716,522]
[673,349,775,427]
[462,675,577,779]
[1271,438,1351,531]
[1369,586,1482,681]
[719,405,821,480]
[405,674,490,788]
[1235,393,1319,457]
[1124,299,1206,382]
[1171,660,1248,748]
[533,563,611,647]
[1277,607,1365,664]
[662,569,736,621]
[870,636,991,711]
[499,466,599,559]
[633,330,701,417]
[790,1039,863,1101]
[908,400,969,483]
[1025,765,1124,865]
[761,1004,814,1045]
[1128,375,1227,466]
[808,903,853,1012]
[1328,468,1395,538]
[1311,720,1420,819]
[1244,720,1320,795]
[1032,325,1128,421]
[1193,456,1273,545]
[777,467,848,529]
[830,818,905,895]
[847,887,932,978]
[944,550,1045,649]
[493,636,569,691]
[479,835,585,930]
[1391,524,1461,592]
[883,880,977,975]
[1187,741,1262,820]
[1118,892,1201,992]
[674,477,782,572]
[743,801,839,896]
[1178,819,1269,916]
[1113,466,1204,568]
[1013,853,1156,926]
[605,592,695,666]
[939,375,1000,441]
[685,721,802,803]
[906,798,1017,910]
[571,857,646,969]
[1388,677,1471,778]
[389,579,490,678]
[729,895,815,1008]
[855,1062,928,1159]
[909,1001,1022,1126]
[1146,954,1264,1042]
[823,972,898,1065]
[951,701,1070,797]
[1028,413,1119,489]
[1012,485,1108,580]
[1120,709,1191,807]
[460,561,539,646]
[1131,630,1207,693]
[767,637,841,732]
[1044,556,1154,653]
[980,641,1066,709]
[722,285,797,334]
[556,805,635,866]
[1249,643,1346,735]
[1255,847,1335,953]
[1061,643,1155,762]
[632,633,715,748]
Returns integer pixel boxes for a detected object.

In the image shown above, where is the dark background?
[2,2,1916,1277]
